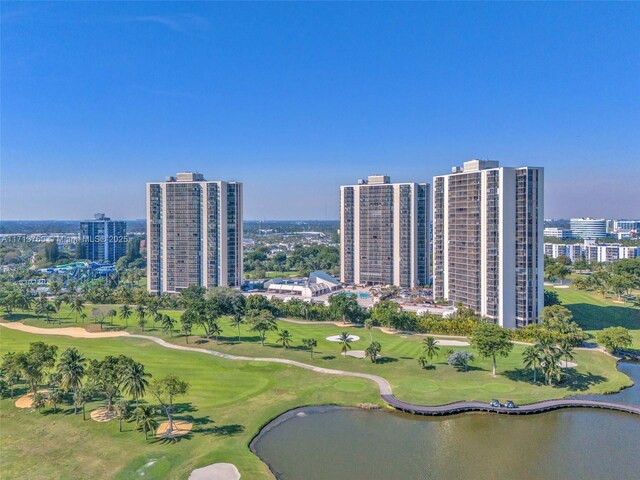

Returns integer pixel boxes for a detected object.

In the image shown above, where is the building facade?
[146,172,243,294]
[544,243,583,263]
[570,218,607,239]
[340,175,430,288]
[79,213,127,262]
[433,160,544,329]
[543,227,572,239]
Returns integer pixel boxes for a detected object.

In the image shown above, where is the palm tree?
[365,341,382,363]
[136,304,146,328]
[114,399,129,432]
[338,332,352,356]
[131,405,157,441]
[422,336,440,360]
[364,319,373,342]
[53,297,63,324]
[121,361,151,407]
[48,389,64,414]
[558,339,575,369]
[70,296,85,323]
[277,329,293,349]
[302,338,317,358]
[34,295,48,320]
[119,304,132,328]
[522,344,543,383]
[161,314,176,337]
[73,387,90,420]
[209,321,223,344]
[32,392,46,413]
[418,355,429,370]
[230,316,244,343]
[57,347,87,414]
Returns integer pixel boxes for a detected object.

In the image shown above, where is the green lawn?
[243,270,299,280]
[0,327,379,480]
[0,303,634,479]
[550,287,640,348]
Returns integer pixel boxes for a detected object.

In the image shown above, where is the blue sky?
[1,2,638,220]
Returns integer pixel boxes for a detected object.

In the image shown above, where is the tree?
[120,360,151,407]
[365,341,382,363]
[522,344,543,383]
[32,391,46,412]
[277,329,293,349]
[447,351,474,371]
[180,311,194,343]
[558,339,575,368]
[364,319,373,342]
[87,356,127,411]
[329,294,363,323]
[114,399,129,433]
[249,310,278,346]
[209,321,223,344]
[57,347,86,414]
[131,405,157,440]
[422,336,440,360]
[0,352,21,398]
[544,290,561,307]
[16,342,58,394]
[91,308,106,330]
[149,375,189,436]
[161,314,176,337]
[370,301,402,328]
[418,355,430,370]
[74,386,92,420]
[597,327,633,353]
[338,332,352,356]
[302,338,317,358]
[48,388,64,414]
[229,314,244,343]
[120,304,132,328]
[471,323,513,377]
[135,304,147,328]
[539,342,563,386]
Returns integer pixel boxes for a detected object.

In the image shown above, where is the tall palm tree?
[558,339,575,369]
[230,316,244,343]
[53,297,63,324]
[338,332,352,356]
[70,296,85,323]
[121,361,151,407]
[57,347,87,414]
[364,319,373,342]
[114,400,129,433]
[210,321,223,344]
[422,336,440,360]
[522,344,543,383]
[161,314,176,337]
[34,294,48,320]
[277,329,293,349]
[131,405,157,441]
[136,304,146,328]
[119,304,132,328]
[302,338,317,358]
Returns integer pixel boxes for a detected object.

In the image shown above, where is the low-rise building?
[264,271,341,298]
[544,227,573,239]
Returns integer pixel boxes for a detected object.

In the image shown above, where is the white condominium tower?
[146,172,243,294]
[340,175,430,289]
[433,160,544,328]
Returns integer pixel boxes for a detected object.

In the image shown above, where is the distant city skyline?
[2,2,639,220]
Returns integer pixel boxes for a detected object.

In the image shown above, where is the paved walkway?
[1,321,637,417]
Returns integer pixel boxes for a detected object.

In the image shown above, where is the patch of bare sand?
[156,420,193,438]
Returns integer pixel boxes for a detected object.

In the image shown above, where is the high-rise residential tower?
[79,213,127,262]
[433,160,544,329]
[340,175,430,289]
[146,172,243,294]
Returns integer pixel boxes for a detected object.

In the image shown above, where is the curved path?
[1,322,638,417]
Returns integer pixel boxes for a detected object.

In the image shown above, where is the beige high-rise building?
[340,175,430,289]
[433,160,544,328]
[146,172,243,294]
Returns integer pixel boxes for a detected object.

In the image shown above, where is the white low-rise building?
[264,271,341,298]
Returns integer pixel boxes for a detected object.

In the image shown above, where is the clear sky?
[1,2,639,220]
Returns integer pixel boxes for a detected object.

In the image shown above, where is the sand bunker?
[341,350,366,358]
[189,463,241,480]
[326,334,360,342]
[91,406,118,422]
[15,390,49,409]
[0,322,129,338]
[156,420,193,438]
[558,360,578,368]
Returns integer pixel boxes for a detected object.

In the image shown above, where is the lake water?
[252,363,640,480]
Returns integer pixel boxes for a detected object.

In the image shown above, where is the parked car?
[490,399,502,408]
[505,400,517,409]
